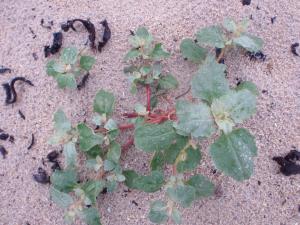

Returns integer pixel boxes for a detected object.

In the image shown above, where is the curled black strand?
[77,72,90,90]
[27,134,35,150]
[98,19,111,52]
[44,32,63,57]
[5,77,34,105]
[2,83,12,104]
[61,19,96,49]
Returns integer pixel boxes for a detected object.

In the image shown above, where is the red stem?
[118,123,134,130]
[122,137,134,152]
[146,84,151,112]
[122,112,139,118]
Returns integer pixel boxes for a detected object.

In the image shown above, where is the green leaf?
[164,135,189,165]
[152,62,162,78]
[50,187,74,209]
[223,18,237,32]
[186,174,215,198]
[49,109,72,145]
[171,208,182,224]
[86,156,103,171]
[158,74,178,90]
[210,128,257,181]
[176,145,201,173]
[52,62,66,73]
[85,145,103,158]
[129,27,153,48]
[233,34,263,52]
[211,89,257,133]
[175,100,216,138]
[180,38,207,63]
[191,55,229,104]
[56,73,77,89]
[135,103,147,115]
[46,60,60,77]
[123,170,164,193]
[103,160,116,171]
[79,207,101,225]
[124,49,141,61]
[80,56,96,71]
[150,43,170,60]
[196,26,225,48]
[50,169,77,192]
[236,81,259,96]
[60,47,78,65]
[104,119,118,130]
[150,151,165,171]
[167,184,196,207]
[63,142,77,169]
[82,180,105,205]
[148,200,168,224]
[93,90,115,116]
[106,142,121,164]
[134,121,177,152]
[78,123,104,152]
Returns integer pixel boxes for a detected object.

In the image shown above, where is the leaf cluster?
[46,47,96,89]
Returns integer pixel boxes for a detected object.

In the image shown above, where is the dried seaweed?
[0,133,9,140]
[0,66,11,74]
[61,19,96,49]
[29,27,37,39]
[273,149,300,176]
[51,161,61,171]
[3,77,34,105]
[241,0,251,5]
[47,150,59,162]
[8,135,14,143]
[246,51,266,61]
[27,134,35,150]
[98,19,111,52]
[32,53,38,61]
[40,19,53,30]
[18,110,26,120]
[271,16,276,24]
[77,72,90,90]
[44,32,63,57]
[291,43,299,56]
[33,167,50,184]
[0,145,7,159]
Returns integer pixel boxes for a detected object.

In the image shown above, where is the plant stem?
[122,137,134,152]
[123,112,139,118]
[146,84,151,112]
[118,123,134,130]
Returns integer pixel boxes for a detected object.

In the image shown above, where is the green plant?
[48,90,134,224]
[46,47,96,89]
[48,20,263,225]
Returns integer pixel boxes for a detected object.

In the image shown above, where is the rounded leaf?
[180,38,207,63]
[93,90,115,116]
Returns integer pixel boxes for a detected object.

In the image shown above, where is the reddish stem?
[122,112,139,118]
[118,123,134,131]
[122,137,134,153]
[146,84,151,112]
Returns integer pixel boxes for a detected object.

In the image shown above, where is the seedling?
[47,19,263,225]
[48,90,134,224]
[46,47,96,89]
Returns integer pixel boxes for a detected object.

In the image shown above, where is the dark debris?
[246,51,267,61]
[0,66,11,74]
[273,148,300,176]
[0,145,8,159]
[241,0,251,6]
[44,32,63,57]
[33,167,50,184]
[291,43,299,56]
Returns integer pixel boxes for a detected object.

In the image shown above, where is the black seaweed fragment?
[246,51,267,61]
[291,43,299,56]
[29,27,37,39]
[61,19,96,49]
[8,135,14,143]
[131,200,139,206]
[0,66,11,74]
[0,145,7,159]
[18,110,26,120]
[241,0,251,6]
[40,19,53,30]
[3,77,34,105]
[77,72,90,90]
[273,149,300,176]
[51,160,61,171]
[33,167,50,184]
[101,187,108,194]
[32,53,38,61]
[47,150,59,162]
[130,30,135,36]
[0,133,9,140]
[271,16,276,24]
[98,20,111,52]
[44,32,63,57]
[27,134,35,150]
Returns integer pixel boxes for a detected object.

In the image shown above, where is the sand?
[0,0,299,224]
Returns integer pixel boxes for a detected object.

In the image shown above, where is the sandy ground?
[0,0,300,224]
